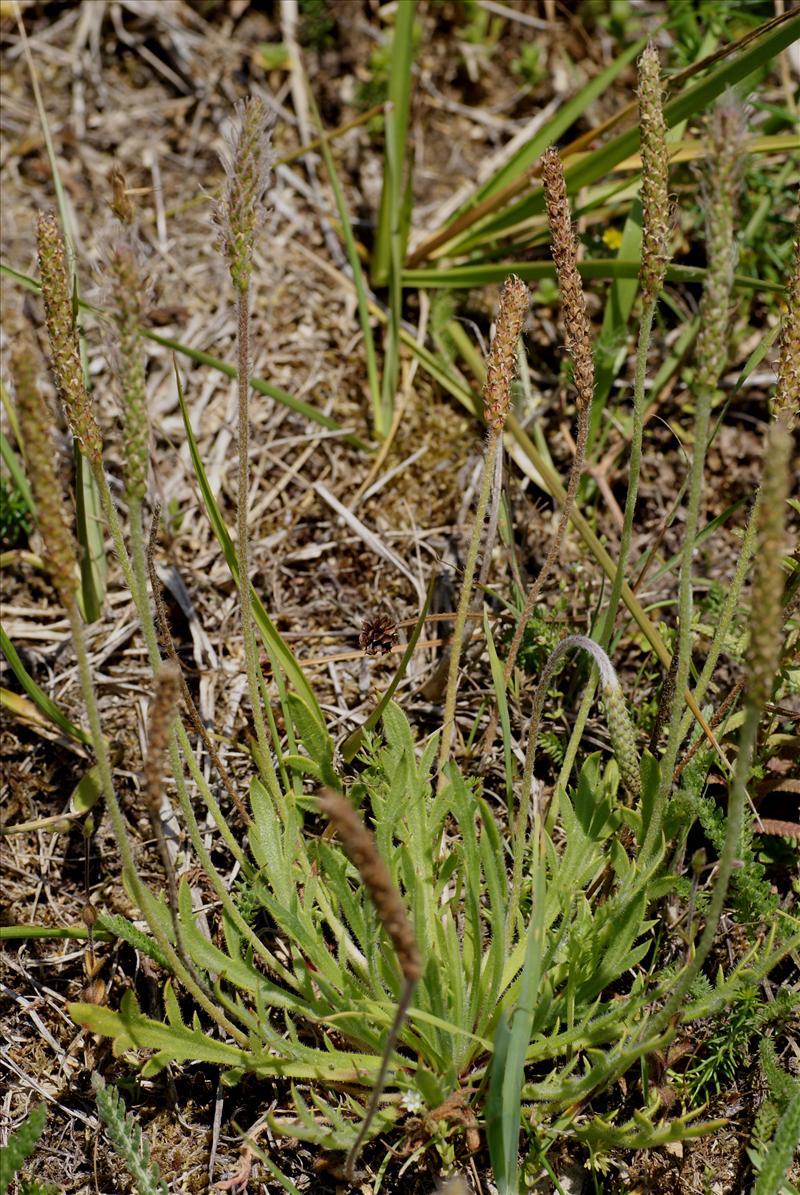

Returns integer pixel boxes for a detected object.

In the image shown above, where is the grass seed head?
[317,790,422,983]
[105,235,150,502]
[10,337,79,606]
[144,661,181,811]
[216,95,273,294]
[483,274,529,432]
[541,147,595,412]
[692,102,743,397]
[36,211,103,466]
[637,44,670,304]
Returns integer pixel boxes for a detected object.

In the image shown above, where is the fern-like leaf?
[751,1087,800,1195]
[0,1103,47,1195]
[93,1078,168,1195]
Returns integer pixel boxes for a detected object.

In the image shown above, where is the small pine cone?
[482,275,529,432]
[10,338,79,606]
[603,681,641,802]
[360,613,399,656]
[36,212,103,466]
[637,45,670,304]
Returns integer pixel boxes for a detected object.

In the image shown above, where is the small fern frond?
[0,1104,47,1195]
[93,1077,168,1195]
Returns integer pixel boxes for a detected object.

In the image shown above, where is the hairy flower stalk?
[215,96,278,800]
[107,237,149,505]
[562,46,673,798]
[438,275,528,781]
[318,790,421,1179]
[510,636,637,929]
[644,102,743,857]
[11,342,238,1041]
[483,149,593,756]
[773,223,799,431]
[642,417,790,1035]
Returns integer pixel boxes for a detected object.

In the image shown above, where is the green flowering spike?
[36,211,103,466]
[106,238,149,501]
[11,339,79,607]
[637,45,670,304]
[603,681,642,801]
[216,96,273,294]
[692,104,742,399]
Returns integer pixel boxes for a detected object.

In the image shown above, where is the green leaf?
[175,367,326,735]
[0,624,90,745]
[443,12,800,250]
[73,417,106,625]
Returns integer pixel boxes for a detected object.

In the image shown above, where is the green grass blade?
[455,34,647,218]
[0,624,90,745]
[443,12,800,249]
[0,266,369,455]
[175,370,325,734]
[403,260,784,293]
[145,329,369,452]
[74,444,107,624]
[303,86,383,436]
[0,428,33,513]
[372,0,416,285]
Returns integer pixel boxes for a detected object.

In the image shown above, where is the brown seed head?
[637,45,670,304]
[774,223,799,431]
[482,275,529,432]
[216,96,273,293]
[144,662,181,811]
[746,420,791,710]
[541,148,594,412]
[36,211,103,466]
[109,166,135,225]
[10,337,79,606]
[317,790,422,983]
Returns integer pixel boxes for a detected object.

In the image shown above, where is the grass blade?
[175,369,325,734]
[0,624,90,745]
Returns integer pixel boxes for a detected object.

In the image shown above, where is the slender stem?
[438,429,500,782]
[235,288,279,801]
[642,380,713,859]
[639,700,755,1039]
[675,493,759,751]
[66,599,246,1044]
[345,978,416,1181]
